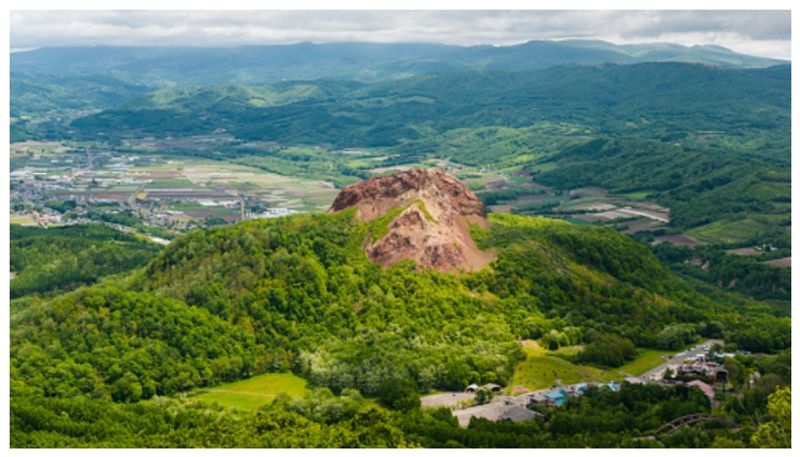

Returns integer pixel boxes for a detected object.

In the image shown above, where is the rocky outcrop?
[329,168,495,272]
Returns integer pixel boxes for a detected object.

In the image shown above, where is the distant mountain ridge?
[64,62,790,152]
[11,39,787,86]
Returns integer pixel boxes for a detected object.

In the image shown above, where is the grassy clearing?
[10,214,37,225]
[508,341,673,392]
[134,158,340,210]
[620,191,652,200]
[191,372,310,411]
[687,217,769,245]
[529,162,558,173]
[606,349,674,378]
[510,341,604,390]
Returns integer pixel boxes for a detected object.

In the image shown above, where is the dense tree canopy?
[10,224,161,298]
[10,211,791,448]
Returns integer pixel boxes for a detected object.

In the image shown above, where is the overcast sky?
[10,10,792,59]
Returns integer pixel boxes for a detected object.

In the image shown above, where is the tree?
[377,378,420,412]
[111,372,142,403]
[475,387,493,405]
[656,324,696,350]
[751,387,790,448]
[577,333,637,368]
[662,368,674,381]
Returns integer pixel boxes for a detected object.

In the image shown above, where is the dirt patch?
[620,218,663,234]
[726,247,761,256]
[765,257,791,268]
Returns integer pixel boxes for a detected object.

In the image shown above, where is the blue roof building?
[546,388,568,407]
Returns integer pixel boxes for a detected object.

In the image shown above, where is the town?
[10,141,329,238]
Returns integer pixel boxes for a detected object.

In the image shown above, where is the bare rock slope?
[330,168,495,272]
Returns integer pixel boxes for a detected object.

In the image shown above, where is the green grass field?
[10,214,37,225]
[620,191,652,201]
[508,341,672,391]
[687,217,770,245]
[190,372,310,411]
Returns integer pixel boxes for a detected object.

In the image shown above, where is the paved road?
[640,339,723,381]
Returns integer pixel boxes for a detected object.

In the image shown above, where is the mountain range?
[11,40,786,86]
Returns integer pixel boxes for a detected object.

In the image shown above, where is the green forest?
[10,224,162,299]
[10,211,791,447]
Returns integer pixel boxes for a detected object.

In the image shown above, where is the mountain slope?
[535,138,791,237]
[66,63,790,156]
[10,171,790,447]
[12,206,788,404]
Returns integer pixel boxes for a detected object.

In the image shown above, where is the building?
[545,388,568,407]
[527,392,550,405]
[499,405,543,422]
[677,361,727,382]
[453,401,542,427]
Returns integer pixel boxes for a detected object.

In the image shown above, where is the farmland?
[9,142,348,234]
[687,216,785,245]
[480,178,674,237]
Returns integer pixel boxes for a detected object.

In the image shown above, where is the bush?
[576,333,637,368]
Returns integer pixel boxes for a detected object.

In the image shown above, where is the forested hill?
[10,204,790,446]
[11,40,785,86]
[64,63,789,158]
[12,210,789,406]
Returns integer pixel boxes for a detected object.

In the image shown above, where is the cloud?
[10,10,791,59]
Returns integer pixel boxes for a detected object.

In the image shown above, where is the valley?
[7,31,791,449]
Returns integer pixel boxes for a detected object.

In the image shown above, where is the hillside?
[10,171,790,447]
[10,224,162,299]
[534,138,791,246]
[53,63,789,244]
[63,63,789,156]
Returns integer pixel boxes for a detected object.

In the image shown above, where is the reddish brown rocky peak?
[329,168,495,272]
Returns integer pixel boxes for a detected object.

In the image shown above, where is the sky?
[9,10,792,59]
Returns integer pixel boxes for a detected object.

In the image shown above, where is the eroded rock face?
[329,168,495,272]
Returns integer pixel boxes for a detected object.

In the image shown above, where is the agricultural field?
[508,340,674,392]
[189,373,310,411]
[479,179,674,237]
[129,154,342,210]
[687,217,781,245]
[9,213,37,226]
[10,143,347,233]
